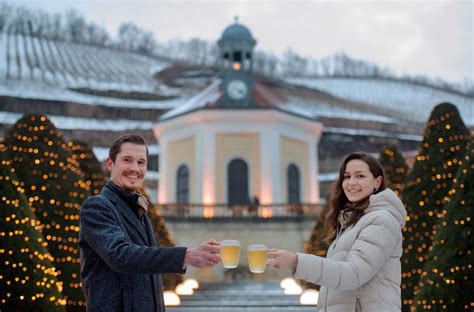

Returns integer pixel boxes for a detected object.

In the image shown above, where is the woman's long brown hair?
[325,152,386,243]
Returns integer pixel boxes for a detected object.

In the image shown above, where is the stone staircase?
[167,280,317,311]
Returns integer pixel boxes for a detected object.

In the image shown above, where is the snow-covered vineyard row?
[287,78,474,126]
[0,32,175,94]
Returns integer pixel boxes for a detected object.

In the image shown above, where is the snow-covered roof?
[159,79,222,120]
[286,78,474,126]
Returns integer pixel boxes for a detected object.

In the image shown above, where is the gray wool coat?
[79,183,187,312]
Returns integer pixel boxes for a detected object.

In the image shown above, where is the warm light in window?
[232,62,241,71]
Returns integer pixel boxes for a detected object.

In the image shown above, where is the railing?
[154,203,324,219]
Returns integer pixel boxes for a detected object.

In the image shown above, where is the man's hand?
[266,249,298,270]
[184,239,221,268]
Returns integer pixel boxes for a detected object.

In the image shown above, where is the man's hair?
[108,134,149,162]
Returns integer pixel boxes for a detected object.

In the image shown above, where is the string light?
[379,145,409,196]
[412,141,472,310]
[0,142,65,310]
[401,103,471,310]
[3,114,90,308]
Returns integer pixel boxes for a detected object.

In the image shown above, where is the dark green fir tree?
[412,140,473,311]
[401,103,470,310]
[4,114,90,310]
[0,145,65,311]
[379,145,409,196]
[68,139,106,195]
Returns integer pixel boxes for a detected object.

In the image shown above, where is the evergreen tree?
[4,114,90,310]
[0,146,65,311]
[401,103,470,310]
[413,140,473,311]
[68,139,106,195]
[379,145,409,196]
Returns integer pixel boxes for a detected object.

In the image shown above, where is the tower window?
[287,164,300,204]
[228,158,249,205]
[176,165,189,203]
[233,51,242,62]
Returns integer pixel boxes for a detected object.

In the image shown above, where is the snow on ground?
[287,78,474,126]
[278,96,400,124]
[0,80,185,109]
[0,111,153,131]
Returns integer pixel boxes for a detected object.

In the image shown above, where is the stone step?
[168,307,316,312]
[167,280,317,311]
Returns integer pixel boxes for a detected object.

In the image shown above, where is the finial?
[234,16,239,24]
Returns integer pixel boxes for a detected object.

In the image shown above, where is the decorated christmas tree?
[0,145,65,311]
[412,140,473,311]
[401,103,471,310]
[379,145,409,196]
[4,115,90,310]
[68,139,106,196]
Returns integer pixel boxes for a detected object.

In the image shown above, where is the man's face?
[106,142,147,192]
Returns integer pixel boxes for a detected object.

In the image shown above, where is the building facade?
[154,20,323,206]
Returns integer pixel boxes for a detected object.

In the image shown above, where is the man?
[79,134,221,311]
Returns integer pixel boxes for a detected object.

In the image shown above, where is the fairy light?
[0,144,65,309]
[411,140,472,310]
[379,145,409,196]
[401,103,471,310]
[68,139,106,195]
[3,114,90,308]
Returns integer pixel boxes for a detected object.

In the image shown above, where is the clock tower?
[217,17,257,107]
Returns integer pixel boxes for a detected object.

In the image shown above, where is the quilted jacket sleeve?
[294,211,401,290]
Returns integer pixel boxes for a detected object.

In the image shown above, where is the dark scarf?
[106,181,148,218]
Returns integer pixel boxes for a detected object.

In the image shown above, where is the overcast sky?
[12,0,473,84]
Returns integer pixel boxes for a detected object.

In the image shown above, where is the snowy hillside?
[0,32,176,95]
[287,78,473,126]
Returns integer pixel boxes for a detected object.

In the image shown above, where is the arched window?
[228,158,249,205]
[176,165,189,203]
[287,164,300,204]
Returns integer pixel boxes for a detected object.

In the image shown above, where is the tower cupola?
[218,17,257,73]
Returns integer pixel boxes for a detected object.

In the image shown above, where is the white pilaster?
[308,137,319,203]
[196,129,216,204]
[158,136,168,204]
[260,129,280,204]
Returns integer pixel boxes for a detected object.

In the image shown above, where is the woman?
[268,152,406,311]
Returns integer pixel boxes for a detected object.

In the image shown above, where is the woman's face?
[342,159,382,203]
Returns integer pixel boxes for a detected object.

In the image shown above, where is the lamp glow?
[300,289,319,305]
[284,283,303,295]
[163,291,180,306]
[280,277,297,289]
[184,278,199,289]
[175,283,194,295]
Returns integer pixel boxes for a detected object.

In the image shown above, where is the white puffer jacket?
[294,189,406,312]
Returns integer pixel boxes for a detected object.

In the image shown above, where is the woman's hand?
[267,249,298,270]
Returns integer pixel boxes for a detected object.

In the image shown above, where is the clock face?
[226,79,248,100]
